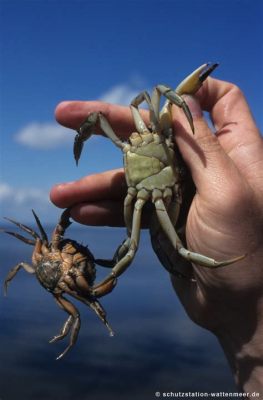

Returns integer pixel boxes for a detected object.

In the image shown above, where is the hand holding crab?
[61,64,244,292]
[51,68,263,390]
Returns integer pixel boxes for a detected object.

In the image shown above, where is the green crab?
[73,63,244,291]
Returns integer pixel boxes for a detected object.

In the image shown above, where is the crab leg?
[130,91,160,133]
[51,208,72,251]
[32,209,49,245]
[159,101,173,140]
[4,262,35,296]
[153,190,245,268]
[96,187,137,268]
[124,187,137,235]
[96,238,131,268]
[52,294,81,360]
[155,84,195,134]
[73,266,116,297]
[50,296,74,343]
[88,299,114,337]
[49,315,74,343]
[150,198,194,280]
[0,230,35,245]
[74,112,124,164]
[58,281,114,336]
[3,217,40,240]
[94,189,149,292]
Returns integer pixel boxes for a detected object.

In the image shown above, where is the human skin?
[50,77,263,392]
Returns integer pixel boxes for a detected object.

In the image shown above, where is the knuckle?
[227,82,245,100]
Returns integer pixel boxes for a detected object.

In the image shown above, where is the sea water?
[0,226,236,400]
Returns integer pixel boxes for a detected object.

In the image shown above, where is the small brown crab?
[73,63,244,291]
[2,209,115,360]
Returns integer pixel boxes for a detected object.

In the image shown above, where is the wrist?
[216,296,263,393]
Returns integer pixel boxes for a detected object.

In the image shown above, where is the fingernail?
[184,95,203,119]
[54,181,76,191]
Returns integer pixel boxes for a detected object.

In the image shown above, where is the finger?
[171,96,242,199]
[194,78,263,196]
[70,201,125,227]
[70,200,151,228]
[195,78,263,170]
[197,77,260,141]
[55,101,149,139]
[50,169,126,208]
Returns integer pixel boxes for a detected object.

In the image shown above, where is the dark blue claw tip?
[199,63,219,83]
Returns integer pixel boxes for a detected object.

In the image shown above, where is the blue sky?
[0,0,262,223]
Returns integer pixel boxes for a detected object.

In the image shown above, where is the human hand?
[51,77,263,391]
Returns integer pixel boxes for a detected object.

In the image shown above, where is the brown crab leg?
[73,268,116,298]
[3,217,40,240]
[4,262,35,296]
[89,300,114,337]
[32,210,49,245]
[50,295,74,342]
[58,281,114,336]
[0,230,35,245]
[52,294,81,361]
[49,315,74,343]
[51,208,72,251]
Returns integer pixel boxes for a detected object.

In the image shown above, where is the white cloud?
[0,182,48,205]
[0,183,13,200]
[99,83,140,105]
[0,182,57,223]
[15,122,72,149]
[99,80,149,106]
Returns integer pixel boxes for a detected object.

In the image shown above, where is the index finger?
[196,77,262,152]
[55,100,148,139]
[194,78,263,190]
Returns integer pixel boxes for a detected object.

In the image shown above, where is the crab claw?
[199,62,219,84]
[74,113,99,165]
[73,132,85,166]
[175,62,219,96]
